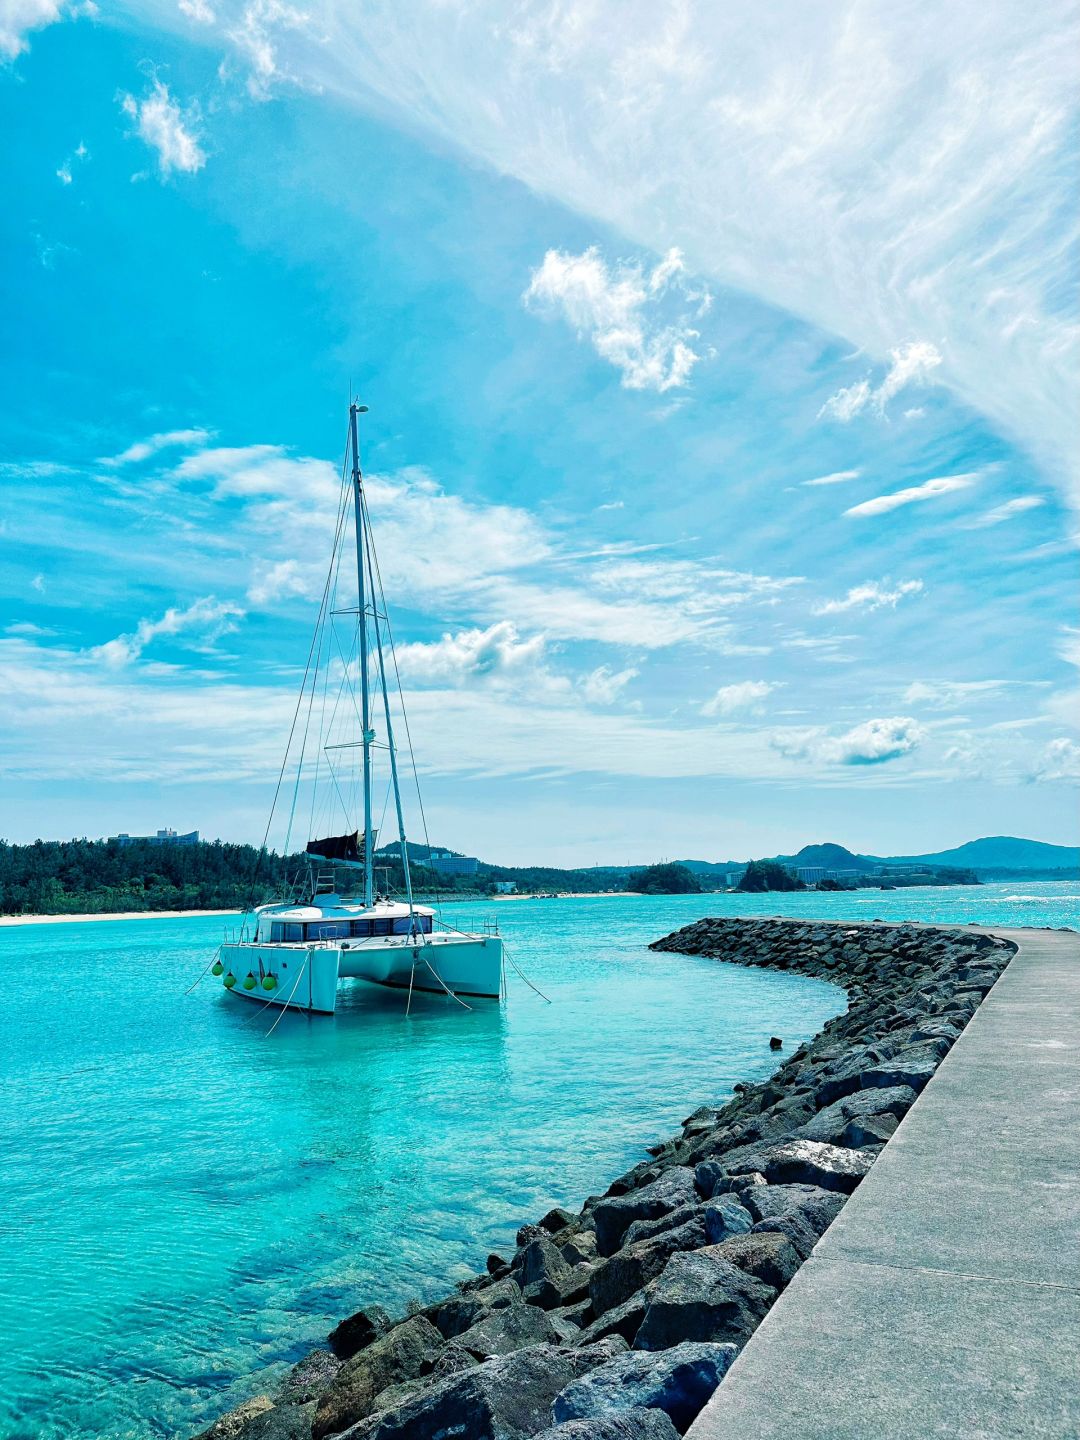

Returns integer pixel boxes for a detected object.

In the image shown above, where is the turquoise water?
[1,884,1075,1439]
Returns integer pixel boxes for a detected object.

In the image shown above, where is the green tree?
[626,862,703,895]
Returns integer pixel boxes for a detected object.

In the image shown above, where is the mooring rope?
[184,945,224,995]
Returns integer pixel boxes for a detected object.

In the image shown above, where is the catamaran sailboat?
[215,403,504,1014]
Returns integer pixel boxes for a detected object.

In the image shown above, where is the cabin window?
[350,919,374,938]
[284,923,303,941]
[419,915,433,934]
[270,923,284,942]
[309,921,349,940]
[392,917,415,935]
[373,918,394,936]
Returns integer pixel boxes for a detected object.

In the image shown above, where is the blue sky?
[1,1,1077,863]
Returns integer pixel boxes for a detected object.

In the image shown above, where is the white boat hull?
[218,933,503,1014]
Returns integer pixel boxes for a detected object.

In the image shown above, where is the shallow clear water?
[1,883,1075,1439]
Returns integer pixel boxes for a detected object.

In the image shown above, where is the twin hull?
[219,934,504,1014]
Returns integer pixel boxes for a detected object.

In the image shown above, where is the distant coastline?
[0,895,636,926]
[0,908,242,928]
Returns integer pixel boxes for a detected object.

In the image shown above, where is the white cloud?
[91,596,244,668]
[30,573,45,593]
[963,495,1045,528]
[524,245,707,392]
[179,0,215,20]
[100,428,210,466]
[5,621,56,636]
[813,579,923,615]
[163,443,799,653]
[226,0,311,98]
[819,341,942,422]
[1033,737,1080,782]
[904,679,1011,709]
[801,469,860,487]
[56,161,72,184]
[702,680,778,717]
[1058,627,1080,671]
[1,0,66,58]
[247,557,310,606]
[148,2,1079,513]
[773,715,925,766]
[844,472,978,518]
[394,622,550,688]
[580,664,638,704]
[120,80,206,177]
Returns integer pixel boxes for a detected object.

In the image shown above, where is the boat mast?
[349,401,375,908]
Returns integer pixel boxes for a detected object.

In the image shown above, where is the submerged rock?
[193,1397,275,1440]
[311,1315,444,1439]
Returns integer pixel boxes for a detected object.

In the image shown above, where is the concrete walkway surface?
[689,925,1080,1440]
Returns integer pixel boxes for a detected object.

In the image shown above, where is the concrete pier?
[688,925,1080,1439]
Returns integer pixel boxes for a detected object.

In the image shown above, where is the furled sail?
[305,830,374,865]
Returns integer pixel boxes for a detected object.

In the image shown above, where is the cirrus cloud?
[844,473,978,519]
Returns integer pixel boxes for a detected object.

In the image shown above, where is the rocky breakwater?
[195,918,1014,1440]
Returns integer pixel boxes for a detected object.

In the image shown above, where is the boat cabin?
[253,898,435,945]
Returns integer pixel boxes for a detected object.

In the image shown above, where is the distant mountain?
[885,836,1080,872]
[676,836,1077,880]
[779,843,876,873]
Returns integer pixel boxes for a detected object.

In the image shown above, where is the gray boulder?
[455,1299,561,1358]
[519,1237,590,1309]
[577,1290,649,1347]
[813,1046,887,1107]
[541,1207,577,1233]
[328,1304,393,1360]
[740,1183,832,1224]
[341,1345,584,1440]
[552,1341,738,1433]
[624,1204,703,1248]
[534,1409,678,1440]
[634,1249,774,1351]
[311,1315,445,1439]
[858,1044,944,1094]
[428,1277,519,1339]
[703,1196,753,1245]
[593,1169,697,1256]
[561,1230,599,1266]
[793,1085,915,1144]
[589,1215,706,1317]
[759,1140,874,1194]
[710,1231,802,1291]
[750,1211,821,1261]
[840,1113,898,1148]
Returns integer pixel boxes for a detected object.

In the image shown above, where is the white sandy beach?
[0,893,643,927]
[0,909,241,928]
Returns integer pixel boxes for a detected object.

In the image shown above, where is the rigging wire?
[359,487,445,916]
[243,440,352,912]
